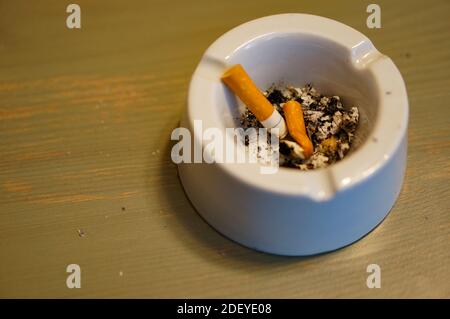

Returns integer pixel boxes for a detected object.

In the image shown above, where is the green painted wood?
[0,0,449,297]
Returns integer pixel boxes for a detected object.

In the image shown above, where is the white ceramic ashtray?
[177,14,408,256]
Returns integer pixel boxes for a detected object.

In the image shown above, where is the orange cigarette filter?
[283,100,314,158]
[221,64,273,121]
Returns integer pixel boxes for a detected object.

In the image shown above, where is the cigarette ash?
[240,84,359,170]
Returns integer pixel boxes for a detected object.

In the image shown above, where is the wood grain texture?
[0,0,449,298]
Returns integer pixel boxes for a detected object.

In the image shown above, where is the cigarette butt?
[319,136,338,156]
[221,64,287,137]
[283,100,314,158]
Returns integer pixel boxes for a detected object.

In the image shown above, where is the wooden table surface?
[1,0,449,298]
